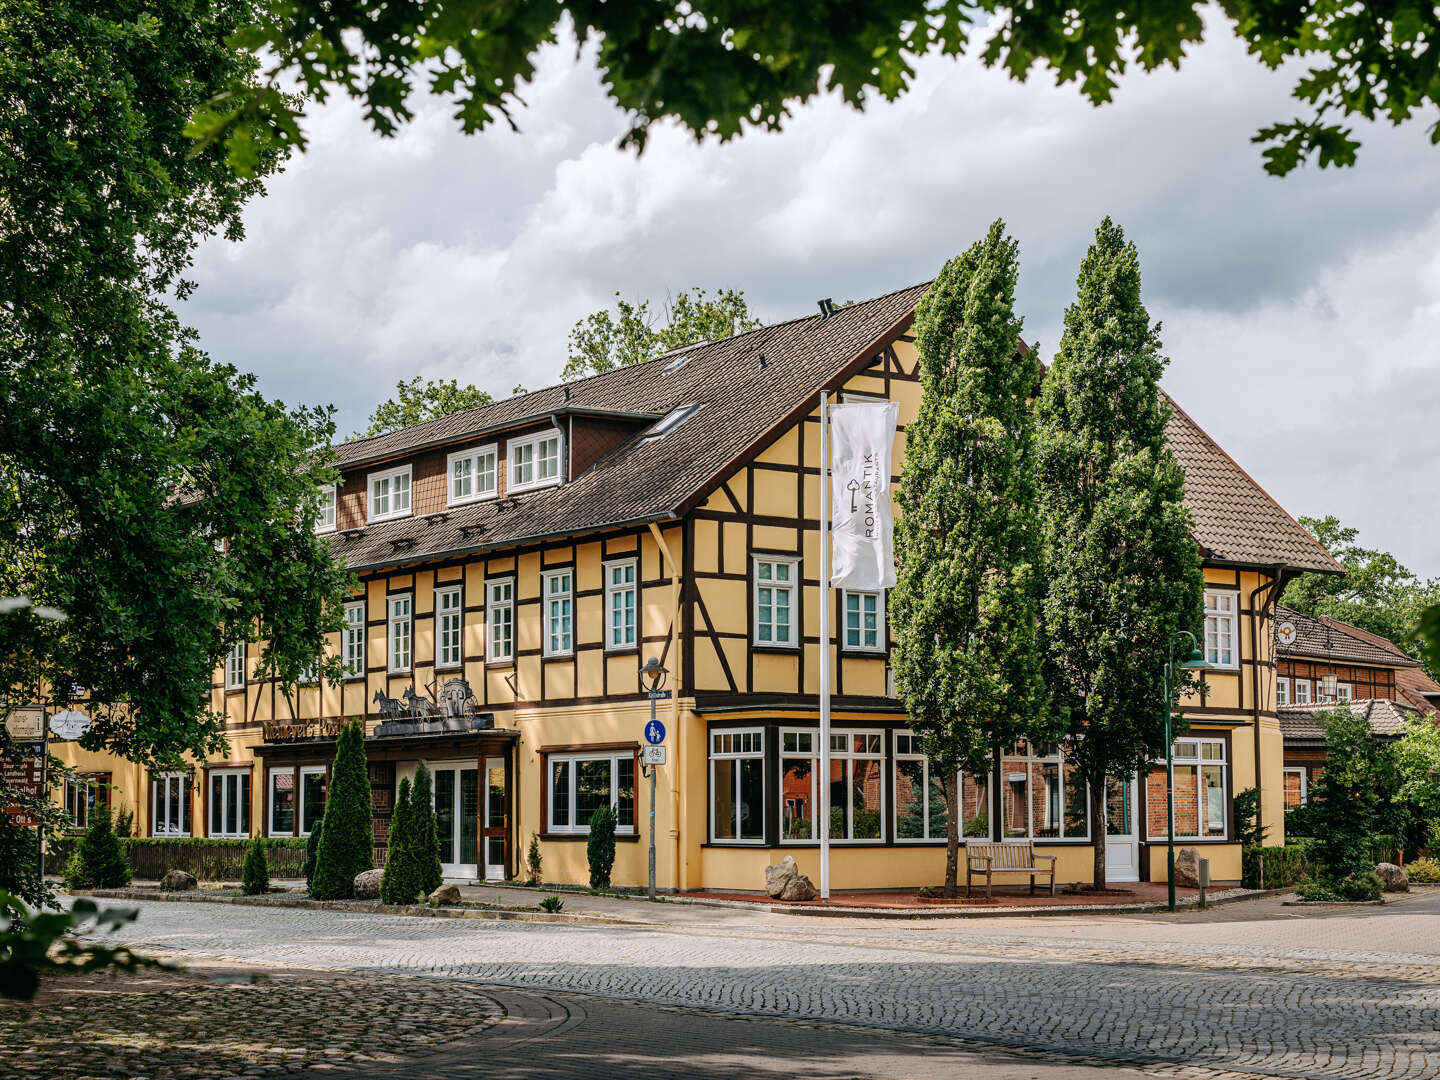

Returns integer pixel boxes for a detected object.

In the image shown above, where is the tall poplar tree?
[1037,218,1205,890]
[891,220,1052,897]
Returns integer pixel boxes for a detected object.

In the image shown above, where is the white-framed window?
[208,769,250,838]
[1203,590,1239,668]
[711,728,765,842]
[604,559,637,651]
[1283,767,1308,810]
[753,556,798,647]
[436,584,463,669]
[1336,682,1353,702]
[151,772,191,837]
[367,465,412,522]
[508,430,563,493]
[1293,678,1312,705]
[315,483,337,533]
[268,768,295,836]
[644,403,704,440]
[1147,738,1227,840]
[997,741,1089,840]
[64,774,109,831]
[1276,677,1290,707]
[486,578,514,662]
[842,589,884,652]
[299,766,327,836]
[388,593,412,672]
[225,641,246,691]
[776,728,885,843]
[447,445,498,505]
[343,600,366,678]
[893,733,947,841]
[542,569,573,657]
[547,752,635,835]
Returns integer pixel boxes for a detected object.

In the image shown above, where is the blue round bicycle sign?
[644,718,667,745]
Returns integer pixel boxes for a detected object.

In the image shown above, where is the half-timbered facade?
[49,283,1342,890]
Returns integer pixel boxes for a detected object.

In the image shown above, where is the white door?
[1104,775,1141,883]
[483,756,506,881]
[430,761,479,881]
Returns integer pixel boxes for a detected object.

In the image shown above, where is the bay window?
[447,444,498,505]
[604,559,637,650]
[151,772,191,837]
[711,728,764,842]
[1147,738,1228,840]
[367,465,412,522]
[208,769,250,838]
[753,556,797,647]
[776,728,883,842]
[436,584,463,669]
[542,569,573,657]
[547,752,635,834]
[1203,590,1238,668]
[486,578,514,662]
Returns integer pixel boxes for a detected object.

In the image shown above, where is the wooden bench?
[965,841,1057,899]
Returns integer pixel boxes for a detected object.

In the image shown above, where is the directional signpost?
[639,658,669,901]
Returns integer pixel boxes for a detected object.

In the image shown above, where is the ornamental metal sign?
[48,708,92,741]
[3,706,44,743]
[1277,621,1298,646]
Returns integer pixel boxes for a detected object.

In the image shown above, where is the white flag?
[828,401,899,590]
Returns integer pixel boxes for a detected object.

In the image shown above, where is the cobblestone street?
[26,889,1440,1079]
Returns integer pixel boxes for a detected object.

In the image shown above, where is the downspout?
[1249,566,1286,840]
[649,521,683,892]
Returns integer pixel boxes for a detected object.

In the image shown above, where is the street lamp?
[1164,631,1212,912]
[640,656,668,901]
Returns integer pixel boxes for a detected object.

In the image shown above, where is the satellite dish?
[49,708,92,740]
[1277,621,1297,647]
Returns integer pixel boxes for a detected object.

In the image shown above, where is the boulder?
[764,855,800,898]
[427,883,461,907]
[1375,862,1410,892]
[778,873,818,902]
[1172,847,1202,889]
[353,868,384,900]
[159,869,197,892]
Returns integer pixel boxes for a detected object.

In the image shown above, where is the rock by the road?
[1376,862,1410,892]
[160,869,197,891]
[353,869,384,899]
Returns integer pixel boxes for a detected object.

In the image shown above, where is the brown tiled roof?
[1274,605,1421,667]
[324,282,1340,577]
[1278,698,1417,744]
[1163,399,1341,574]
[1395,667,1440,716]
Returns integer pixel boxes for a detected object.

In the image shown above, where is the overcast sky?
[179,16,1440,578]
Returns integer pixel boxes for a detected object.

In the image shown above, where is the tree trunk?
[943,773,960,898]
[991,738,1003,842]
[1091,769,1107,891]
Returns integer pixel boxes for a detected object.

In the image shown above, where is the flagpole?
[818,389,831,902]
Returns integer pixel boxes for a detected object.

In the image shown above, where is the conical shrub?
[241,833,269,895]
[380,777,417,905]
[309,720,373,899]
[410,763,443,897]
[63,801,130,889]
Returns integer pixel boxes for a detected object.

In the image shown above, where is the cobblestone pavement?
[80,891,1440,1080]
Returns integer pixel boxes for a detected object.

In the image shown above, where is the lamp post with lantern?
[1163,630,1212,912]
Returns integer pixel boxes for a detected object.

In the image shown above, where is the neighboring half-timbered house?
[49,283,1342,889]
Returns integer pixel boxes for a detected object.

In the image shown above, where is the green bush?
[410,763,442,898]
[1296,869,1383,902]
[240,834,269,895]
[1242,844,1310,889]
[1405,857,1440,883]
[1307,707,1390,896]
[310,720,373,900]
[381,777,418,905]
[526,833,542,885]
[586,805,617,890]
[1233,788,1268,848]
[304,815,324,891]
[62,803,130,890]
[539,895,564,913]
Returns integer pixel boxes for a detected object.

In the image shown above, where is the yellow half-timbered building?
[50,283,1341,890]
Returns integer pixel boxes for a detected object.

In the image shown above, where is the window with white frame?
[64,774,108,831]
[1203,590,1239,668]
[225,641,246,691]
[998,741,1089,840]
[547,752,635,834]
[1293,678,1312,705]
[542,570,573,656]
[1276,677,1290,707]
[315,483,337,532]
[508,430,563,493]
[299,766,327,836]
[1336,682,1353,702]
[208,769,250,838]
[486,578,514,662]
[343,601,366,677]
[711,728,765,842]
[1146,737,1227,840]
[779,730,818,842]
[1283,767,1308,810]
[448,445,498,505]
[151,772,191,837]
[604,559,637,650]
[843,590,884,652]
[436,585,463,669]
[893,733,948,841]
[268,768,295,835]
[388,594,412,672]
[367,465,412,522]
[753,556,798,647]
[776,728,884,842]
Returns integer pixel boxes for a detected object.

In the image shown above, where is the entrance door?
[1104,775,1141,883]
[431,762,479,880]
[483,756,507,881]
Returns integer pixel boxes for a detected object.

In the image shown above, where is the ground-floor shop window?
[712,728,764,842]
[893,734,947,841]
[208,768,250,838]
[776,728,884,842]
[268,768,294,835]
[999,742,1088,840]
[548,752,635,835]
[65,773,110,831]
[1146,738,1228,840]
[300,766,327,836]
[151,772,191,836]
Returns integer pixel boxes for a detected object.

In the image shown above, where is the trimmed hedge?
[1242,844,1311,889]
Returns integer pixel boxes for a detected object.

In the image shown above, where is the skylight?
[645,403,704,439]
[663,355,690,373]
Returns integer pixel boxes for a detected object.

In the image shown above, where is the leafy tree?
[1037,217,1205,890]
[355,377,495,439]
[564,289,762,379]
[1233,788,1268,849]
[240,833,270,896]
[1282,516,1440,676]
[586,804,617,890]
[1391,714,1440,855]
[891,221,1052,897]
[1302,706,1390,901]
[62,803,131,890]
[203,3,1438,177]
[410,763,443,898]
[380,777,418,905]
[309,721,373,900]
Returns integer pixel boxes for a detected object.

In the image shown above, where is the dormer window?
[645,403,703,440]
[509,430,563,493]
[448,444,498,506]
[367,465,412,522]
